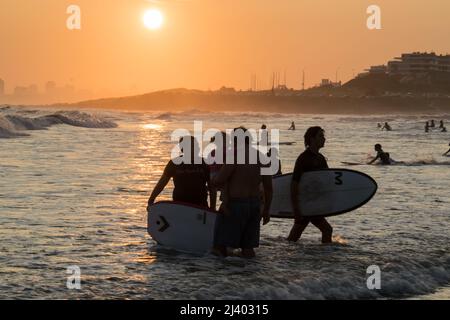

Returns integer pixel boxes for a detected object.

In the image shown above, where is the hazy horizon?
[1,0,450,104]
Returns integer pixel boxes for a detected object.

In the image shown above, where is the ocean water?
[0,105,449,299]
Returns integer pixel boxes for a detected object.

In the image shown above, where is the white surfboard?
[270,169,377,218]
[147,201,218,254]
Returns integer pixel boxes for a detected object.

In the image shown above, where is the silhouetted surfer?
[368,144,391,165]
[288,121,296,130]
[147,136,211,210]
[439,120,444,129]
[212,127,273,258]
[425,121,430,133]
[443,143,450,156]
[287,126,333,244]
[381,122,392,131]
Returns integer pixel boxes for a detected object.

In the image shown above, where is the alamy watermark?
[65,5,381,31]
[367,5,382,30]
[67,265,81,290]
[170,121,280,175]
[366,265,381,290]
[66,5,81,30]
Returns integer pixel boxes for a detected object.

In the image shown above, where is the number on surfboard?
[334,172,343,185]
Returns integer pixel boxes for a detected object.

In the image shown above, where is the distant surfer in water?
[212,127,273,258]
[260,124,269,146]
[425,121,430,133]
[288,121,296,130]
[287,126,333,244]
[368,144,391,165]
[147,136,212,210]
[443,143,450,156]
[381,122,392,131]
[439,120,444,129]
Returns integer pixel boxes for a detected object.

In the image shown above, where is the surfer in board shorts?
[287,126,333,244]
[212,127,273,258]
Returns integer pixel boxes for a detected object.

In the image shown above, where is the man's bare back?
[215,163,262,198]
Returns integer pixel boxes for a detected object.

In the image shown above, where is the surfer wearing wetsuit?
[147,136,211,209]
[287,126,333,244]
[368,144,391,165]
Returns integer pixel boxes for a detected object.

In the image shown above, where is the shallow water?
[0,106,449,299]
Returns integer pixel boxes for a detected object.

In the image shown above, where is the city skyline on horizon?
[2,0,450,104]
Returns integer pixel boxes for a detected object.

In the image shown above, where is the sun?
[143,9,164,30]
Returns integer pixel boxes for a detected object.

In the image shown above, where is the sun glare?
[143,9,164,30]
[143,123,163,130]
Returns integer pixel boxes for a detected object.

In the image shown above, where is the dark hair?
[375,143,382,149]
[304,126,324,147]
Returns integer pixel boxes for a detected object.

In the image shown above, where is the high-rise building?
[45,81,56,94]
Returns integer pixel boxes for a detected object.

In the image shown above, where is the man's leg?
[212,245,227,257]
[311,218,333,243]
[287,218,310,242]
[241,248,256,258]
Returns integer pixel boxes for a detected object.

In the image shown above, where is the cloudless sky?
[1,0,449,99]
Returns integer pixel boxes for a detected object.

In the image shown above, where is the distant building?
[388,52,450,74]
[14,86,28,95]
[365,65,387,74]
[0,78,4,95]
[318,79,341,88]
[14,84,38,96]
[362,52,450,77]
[217,86,236,95]
[45,81,56,94]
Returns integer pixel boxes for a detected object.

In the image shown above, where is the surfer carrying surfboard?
[287,126,333,244]
[212,127,273,258]
[147,136,212,210]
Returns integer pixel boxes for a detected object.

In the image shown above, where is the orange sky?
[1,0,450,101]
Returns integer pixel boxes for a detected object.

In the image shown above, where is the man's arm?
[205,165,215,210]
[261,174,273,225]
[444,149,450,156]
[212,164,235,187]
[147,162,173,210]
[367,155,379,165]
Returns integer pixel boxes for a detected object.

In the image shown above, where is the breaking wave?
[0,109,117,138]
